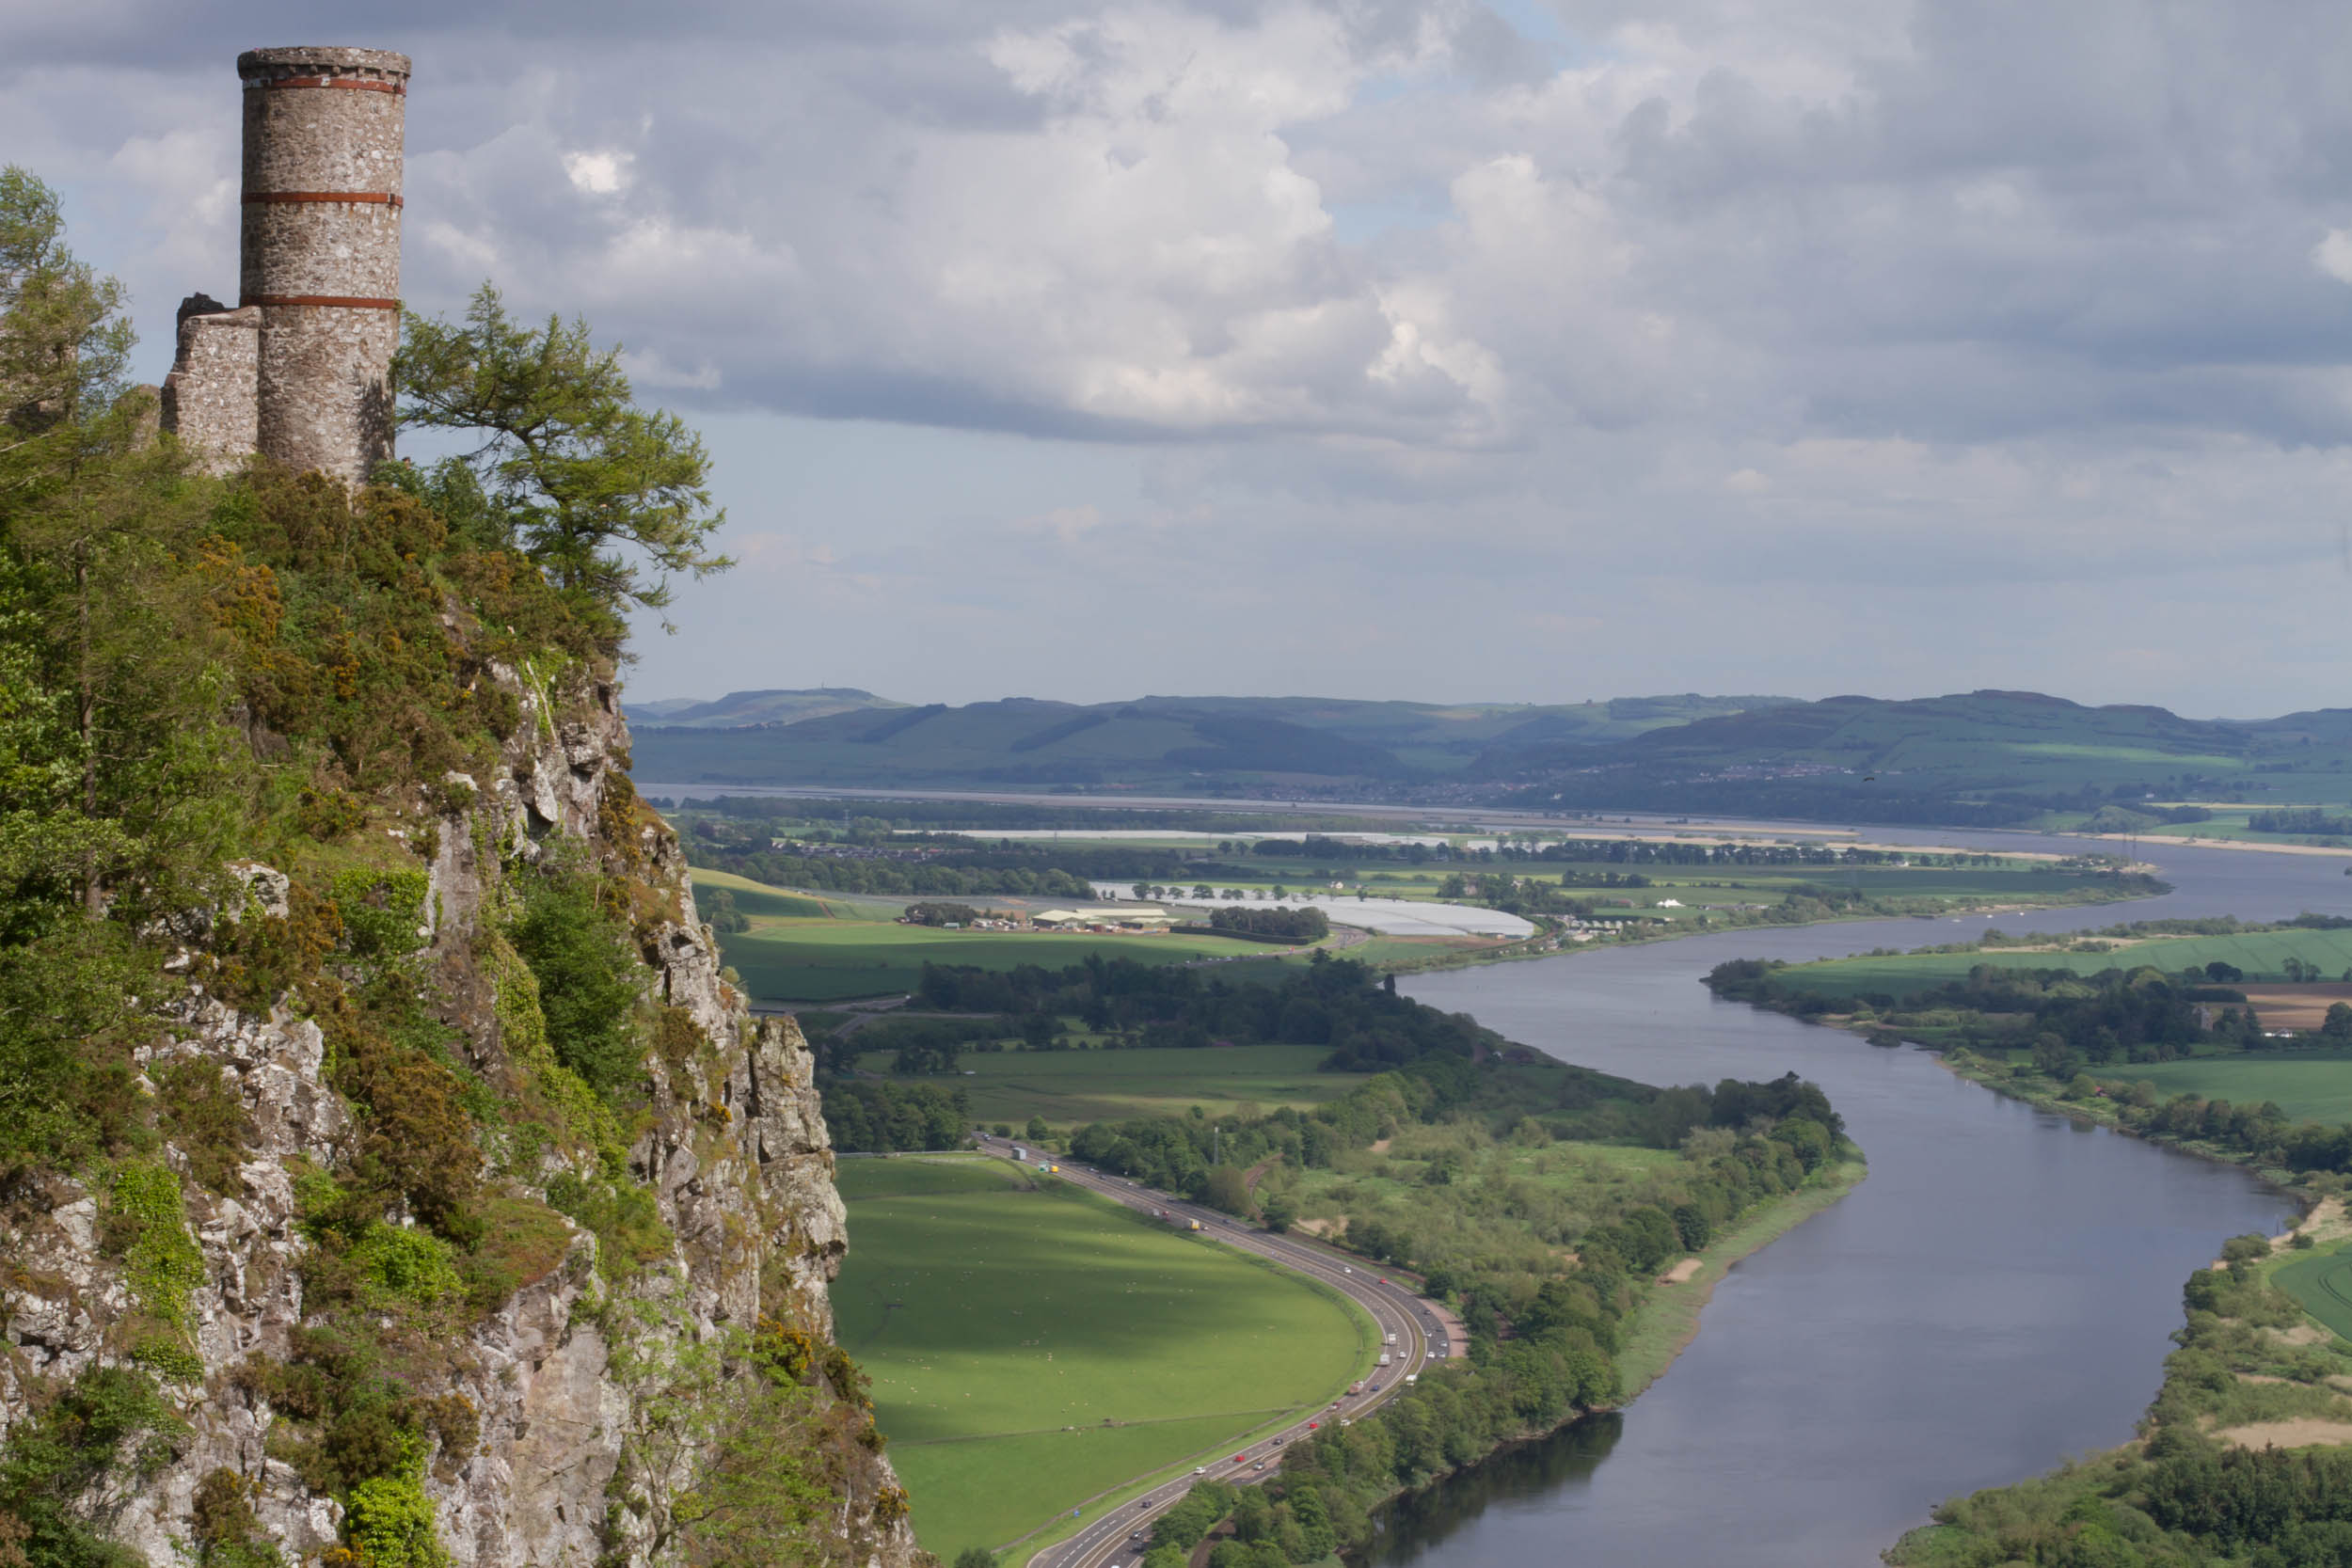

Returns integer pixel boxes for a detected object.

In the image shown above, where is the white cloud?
[562,149,632,196]
[2315,229,2352,287]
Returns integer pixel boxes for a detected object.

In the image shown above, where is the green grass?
[834,1157,1368,1552]
[896,1418,1285,1553]
[1775,928,2352,1000]
[2273,1241,2352,1343]
[861,1044,1349,1129]
[2119,1051,2352,1125]
[715,918,1277,1002]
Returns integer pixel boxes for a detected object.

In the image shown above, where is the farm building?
[1031,907,1180,930]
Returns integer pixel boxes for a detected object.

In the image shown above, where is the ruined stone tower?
[162,47,407,484]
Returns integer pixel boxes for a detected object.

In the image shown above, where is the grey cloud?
[21,0,2352,715]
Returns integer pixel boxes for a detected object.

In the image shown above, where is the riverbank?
[1613,1157,1869,1401]
[998,1090,1865,1568]
[1362,874,2169,986]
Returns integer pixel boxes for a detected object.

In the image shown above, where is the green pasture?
[715,918,1275,1002]
[2120,1052,2352,1127]
[691,867,834,919]
[1774,929,2352,1001]
[834,1157,1367,1552]
[2274,1241,2352,1343]
[860,1043,1347,1129]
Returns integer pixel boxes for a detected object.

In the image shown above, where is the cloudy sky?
[9,0,2352,717]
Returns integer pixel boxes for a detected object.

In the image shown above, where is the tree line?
[911,953,1506,1069]
[1203,905,1330,942]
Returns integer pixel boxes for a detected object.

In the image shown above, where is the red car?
[1232,1454,1248,1464]
[1307,1422,1319,1430]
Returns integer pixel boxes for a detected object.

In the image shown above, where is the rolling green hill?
[625,687,903,728]
[630,691,1788,790]
[1474,691,2352,826]
[629,686,2352,829]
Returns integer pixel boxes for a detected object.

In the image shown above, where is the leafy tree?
[395,285,730,635]
[1201,1164,1254,1217]
[508,860,642,1097]
[1,165,134,452]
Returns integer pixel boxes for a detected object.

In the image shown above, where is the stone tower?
[162,46,408,484]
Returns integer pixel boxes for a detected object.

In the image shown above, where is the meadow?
[1771,927,2352,999]
[2118,1052,2352,1126]
[856,1043,1351,1130]
[2273,1240,2352,1342]
[832,1157,1368,1554]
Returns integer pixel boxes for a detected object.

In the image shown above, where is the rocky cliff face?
[0,673,919,1568]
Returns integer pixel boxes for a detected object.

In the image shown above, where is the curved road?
[968,1136,1465,1568]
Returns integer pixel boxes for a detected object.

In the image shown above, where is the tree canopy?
[395,285,730,639]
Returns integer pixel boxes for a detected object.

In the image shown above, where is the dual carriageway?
[968,1136,1466,1568]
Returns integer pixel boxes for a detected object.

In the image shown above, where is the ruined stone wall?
[158,302,259,475]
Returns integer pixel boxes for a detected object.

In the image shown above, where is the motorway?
[969,1136,1468,1568]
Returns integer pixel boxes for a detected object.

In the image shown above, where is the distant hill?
[630,686,2352,828]
[623,688,903,729]
[628,691,1790,791]
[1470,689,2352,825]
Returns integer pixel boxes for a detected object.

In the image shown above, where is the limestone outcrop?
[0,674,919,1568]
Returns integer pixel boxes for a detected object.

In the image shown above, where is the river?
[1386,832,2350,1568]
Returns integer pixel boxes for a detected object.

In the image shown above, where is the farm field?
[2273,1241,2352,1342]
[2240,985,2352,1028]
[832,1157,1368,1554]
[1772,928,2352,1001]
[856,1043,1348,1130]
[712,912,1279,1002]
[2122,1052,2352,1127]
[689,866,915,922]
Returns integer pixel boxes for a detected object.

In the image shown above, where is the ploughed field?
[833,1157,1368,1555]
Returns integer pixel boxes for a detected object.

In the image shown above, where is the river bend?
[1385,833,2344,1567]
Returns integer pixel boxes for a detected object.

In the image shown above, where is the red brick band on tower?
[241,295,403,310]
[262,76,406,94]
[242,191,405,207]
[236,45,410,484]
